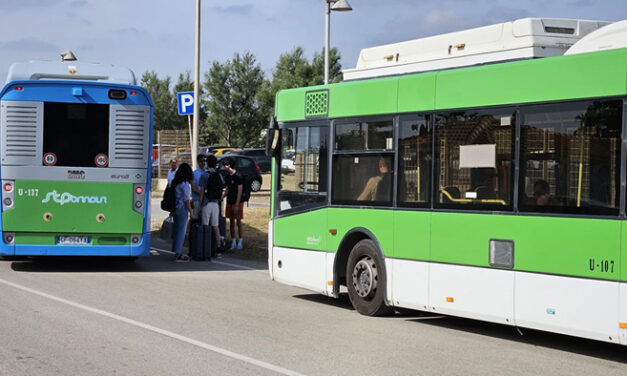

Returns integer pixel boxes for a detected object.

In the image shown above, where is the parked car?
[225,148,271,173]
[213,147,239,156]
[217,155,263,192]
[281,149,295,173]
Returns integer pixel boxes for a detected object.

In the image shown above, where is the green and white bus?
[267,18,627,345]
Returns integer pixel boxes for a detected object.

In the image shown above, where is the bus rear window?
[43,102,109,167]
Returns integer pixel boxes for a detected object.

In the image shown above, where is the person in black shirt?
[222,157,244,250]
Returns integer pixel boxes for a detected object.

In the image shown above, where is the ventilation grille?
[305,90,329,119]
[4,104,38,157]
[112,108,146,161]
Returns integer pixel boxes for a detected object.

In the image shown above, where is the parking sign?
[177,91,194,115]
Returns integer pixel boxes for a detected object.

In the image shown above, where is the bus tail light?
[2,180,15,211]
[132,184,146,214]
[253,161,260,172]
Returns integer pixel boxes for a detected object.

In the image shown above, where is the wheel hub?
[352,256,378,299]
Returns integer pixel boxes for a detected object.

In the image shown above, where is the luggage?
[189,220,211,261]
[160,216,173,240]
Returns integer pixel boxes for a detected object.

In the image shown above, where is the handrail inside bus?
[440,188,507,205]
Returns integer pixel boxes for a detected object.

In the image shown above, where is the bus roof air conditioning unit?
[343,18,611,80]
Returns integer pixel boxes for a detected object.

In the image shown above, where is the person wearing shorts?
[199,155,225,257]
[222,157,244,250]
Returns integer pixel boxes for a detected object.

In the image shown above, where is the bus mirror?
[265,128,280,157]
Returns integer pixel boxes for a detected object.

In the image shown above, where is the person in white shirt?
[167,158,178,187]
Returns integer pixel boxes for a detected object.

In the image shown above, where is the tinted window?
[435,109,514,210]
[398,115,431,207]
[238,157,252,168]
[519,100,622,215]
[43,102,109,167]
[332,153,394,206]
[335,120,393,150]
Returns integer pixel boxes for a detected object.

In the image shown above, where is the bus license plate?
[56,236,91,245]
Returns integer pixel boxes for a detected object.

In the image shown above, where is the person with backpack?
[221,157,244,250]
[198,155,225,257]
[170,162,194,262]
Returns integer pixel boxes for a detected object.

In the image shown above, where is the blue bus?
[0,59,153,258]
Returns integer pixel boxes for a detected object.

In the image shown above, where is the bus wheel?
[346,239,390,316]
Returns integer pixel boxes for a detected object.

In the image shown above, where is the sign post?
[177,91,195,162]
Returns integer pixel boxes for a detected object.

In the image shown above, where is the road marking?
[150,247,262,271]
[0,277,304,376]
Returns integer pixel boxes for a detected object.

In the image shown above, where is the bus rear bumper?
[0,232,151,257]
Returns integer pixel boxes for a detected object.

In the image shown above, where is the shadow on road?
[6,251,265,273]
[294,292,627,362]
[411,314,627,363]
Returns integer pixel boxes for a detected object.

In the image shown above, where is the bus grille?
[1,101,43,166]
[110,106,148,168]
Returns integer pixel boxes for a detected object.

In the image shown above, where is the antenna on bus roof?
[60,49,77,62]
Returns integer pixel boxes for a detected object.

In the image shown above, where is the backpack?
[205,170,225,201]
[240,175,251,203]
[160,185,176,212]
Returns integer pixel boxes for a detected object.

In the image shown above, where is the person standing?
[167,158,178,187]
[170,163,194,262]
[198,155,225,258]
[191,154,207,219]
[222,157,244,250]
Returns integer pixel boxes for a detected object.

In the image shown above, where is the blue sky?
[1,0,626,84]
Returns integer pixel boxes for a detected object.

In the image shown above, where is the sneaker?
[216,253,223,258]
[229,239,237,250]
[176,255,190,262]
[236,239,243,250]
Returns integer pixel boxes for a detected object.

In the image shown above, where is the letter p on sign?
[177,91,194,115]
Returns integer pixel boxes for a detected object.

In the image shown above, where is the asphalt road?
[1,250,626,376]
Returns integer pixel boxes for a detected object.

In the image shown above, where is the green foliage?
[263,46,342,115]
[140,71,177,131]
[202,52,271,147]
[141,46,343,148]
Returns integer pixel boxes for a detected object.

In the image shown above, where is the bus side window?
[398,115,431,207]
[435,110,514,210]
[519,100,622,215]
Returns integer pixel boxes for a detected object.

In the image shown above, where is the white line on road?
[0,277,304,376]
[151,247,263,272]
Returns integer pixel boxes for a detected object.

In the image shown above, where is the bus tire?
[346,239,390,316]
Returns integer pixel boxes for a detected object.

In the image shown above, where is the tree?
[311,47,342,85]
[260,46,343,116]
[202,52,270,147]
[139,71,178,131]
[271,47,312,93]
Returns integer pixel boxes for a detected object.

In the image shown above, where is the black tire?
[346,239,390,316]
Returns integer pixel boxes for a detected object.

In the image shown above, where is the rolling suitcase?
[189,220,210,260]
